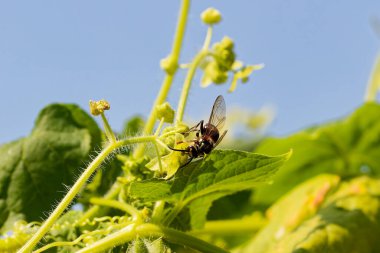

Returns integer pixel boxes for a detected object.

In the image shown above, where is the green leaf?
[0,104,101,231]
[173,150,290,201]
[239,175,380,253]
[129,179,172,202]
[188,193,227,229]
[171,149,291,229]
[127,150,290,230]
[254,102,380,206]
[207,191,253,220]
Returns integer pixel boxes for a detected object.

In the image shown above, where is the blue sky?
[1,1,380,143]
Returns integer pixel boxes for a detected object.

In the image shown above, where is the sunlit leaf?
[239,175,380,253]
[254,103,380,206]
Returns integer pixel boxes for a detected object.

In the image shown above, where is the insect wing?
[208,95,226,130]
[214,130,228,147]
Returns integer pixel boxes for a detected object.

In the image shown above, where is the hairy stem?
[18,136,155,253]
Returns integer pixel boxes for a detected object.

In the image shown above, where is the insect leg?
[199,120,205,135]
[180,156,194,168]
[183,121,202,136]
[190,121,202,130]
[167,146,189,152]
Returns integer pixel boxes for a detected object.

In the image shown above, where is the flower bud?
[212,70,228,84]
[149,238,171,253]
[160,55,178,75]
[220,36,234,50]
[160,124,189,147]
[127,239,148,253]
[213,37,236,70]
[155,102,175,123]
[89,99,110,116]
[201,8,222,25]
[205,61,228,84]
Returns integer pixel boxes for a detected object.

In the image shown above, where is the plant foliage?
[0,104,101,231]
[254,103,380,206]
[1,2,380,253]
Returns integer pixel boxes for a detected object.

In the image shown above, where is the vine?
[14,1,264,252]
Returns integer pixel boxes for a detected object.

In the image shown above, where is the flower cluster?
[89,99,111,116]
[202,37,236,85]
[198,8,264,93]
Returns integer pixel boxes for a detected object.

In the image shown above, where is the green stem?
[76,223,228,253]
[153,141,163,173]
[133,0,191,158]
[151,200,166,223]
[176,25,215,123]
[156,138,171,152]
[155,118,165,136]
[176,50,208,123]
[100,113,117,143]
[203,26,213,50]
[76,224,137,253]
[365,53,380,102]
[89,197,142,223]
[171,0,191,63]
[18,136,156,253]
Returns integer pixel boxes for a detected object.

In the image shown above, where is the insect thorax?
[203,123,220,143]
